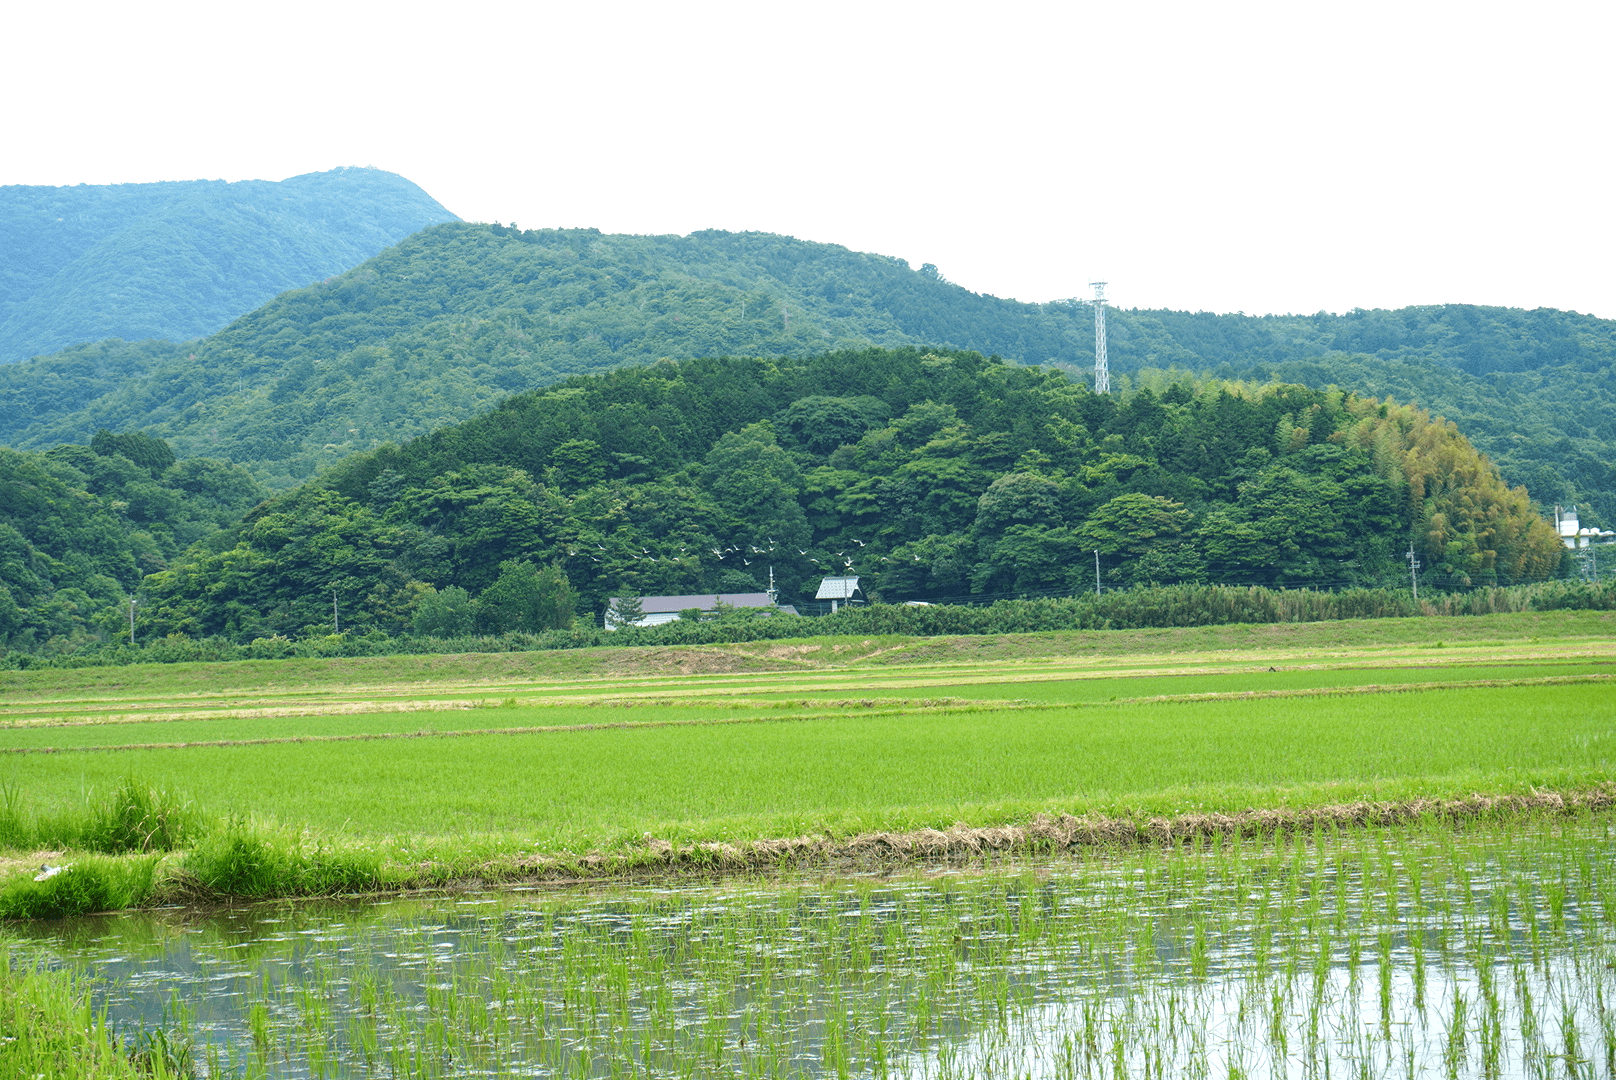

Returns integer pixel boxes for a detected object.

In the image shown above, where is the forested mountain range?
[126,347,1563,644]
[0,221,1610,522]
[0,167,456,363]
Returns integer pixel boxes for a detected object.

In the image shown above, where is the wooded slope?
[0,222,1608,521]
[131,348,1564,642]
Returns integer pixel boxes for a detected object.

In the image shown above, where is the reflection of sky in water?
[903,954,1598,1079]
[9,832,1616,1079]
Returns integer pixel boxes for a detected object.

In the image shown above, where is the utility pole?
[333,588,340,634]
[1406,544,1420,599]
[1095,550,1102,595]
[1090,281,1110,394]
[128,598,136,645]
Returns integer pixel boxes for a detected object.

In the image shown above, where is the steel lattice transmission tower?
[1090,281,1109,394]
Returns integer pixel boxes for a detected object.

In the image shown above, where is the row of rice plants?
[54,816,1612,1078]
[0,951,193,1078]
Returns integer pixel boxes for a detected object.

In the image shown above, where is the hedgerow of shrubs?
[2,579,1612,672]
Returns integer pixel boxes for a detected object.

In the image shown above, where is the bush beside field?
[0,781,384,920]
[5,579,1614,670]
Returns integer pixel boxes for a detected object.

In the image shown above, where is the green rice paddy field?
[3,610,1613,866]
[5,611,1616,1077]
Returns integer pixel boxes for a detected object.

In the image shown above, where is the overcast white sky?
[6,1,1612,317]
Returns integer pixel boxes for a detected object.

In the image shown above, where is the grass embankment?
[1,611,1612,917]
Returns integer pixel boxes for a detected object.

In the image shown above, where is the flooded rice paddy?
[10,818,1616,1079]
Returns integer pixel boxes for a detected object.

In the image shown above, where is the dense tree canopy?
[130,347,1566,643]
[1,222,1607,524]
[0,434,265,650]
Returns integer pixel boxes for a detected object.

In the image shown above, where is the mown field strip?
[4,653,1611,733]
[5,642,1612,723]
[0,704,957,754]
[5,673,1609,754]
[0,698,517,731]
[5,628,1613,710]
[0,658,1584,731]
[4,611,1611,708]
[722,659,1616,701]
[0,699,799,742]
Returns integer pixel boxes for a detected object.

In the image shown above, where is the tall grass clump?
[1,783,380,917]
[0,854,161,920]
[177,821,381,900]
[0,783,28,850]
[0,779,206,855]
[80,779,205,854]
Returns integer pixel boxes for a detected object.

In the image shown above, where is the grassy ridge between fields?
[0,611,1612,920]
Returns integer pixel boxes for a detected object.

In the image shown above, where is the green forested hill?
[0,167,457,363]
[1115,308,1616,526]
[0,432,264,650]
[131,348,1564,644]
[0,222,1609,521]
[0,223,1096,486]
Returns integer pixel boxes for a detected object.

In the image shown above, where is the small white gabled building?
[604,592,798,630]
[815,575,861,612]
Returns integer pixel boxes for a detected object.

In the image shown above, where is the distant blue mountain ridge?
[0,166,458,363]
